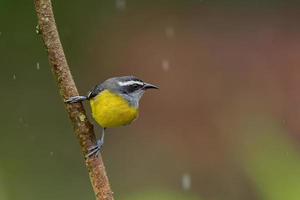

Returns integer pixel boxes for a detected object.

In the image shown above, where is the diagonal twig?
[34,0,114,199]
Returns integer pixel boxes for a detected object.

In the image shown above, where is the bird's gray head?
[103,76,158,107]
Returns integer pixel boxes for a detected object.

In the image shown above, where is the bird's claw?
[85,140,103,158]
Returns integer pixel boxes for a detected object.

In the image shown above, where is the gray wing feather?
[87,84,104,99]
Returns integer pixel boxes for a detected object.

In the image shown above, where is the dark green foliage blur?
[1,0,300,199]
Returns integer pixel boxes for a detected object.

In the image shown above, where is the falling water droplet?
[165,26,175,38]
[12,74,16,80]
[116,0,126,10]
[162,59,170,72]
[36,62,40,70]
[50,151,54,156]
[18,117,24,124]
[181,173,191,191]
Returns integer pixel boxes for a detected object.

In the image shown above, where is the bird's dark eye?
[123,83,143,93]
[132,84,141,89]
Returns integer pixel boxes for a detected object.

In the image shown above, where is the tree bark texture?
[34,1,114,199]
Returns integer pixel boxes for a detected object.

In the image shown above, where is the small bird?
[65,76,158,157]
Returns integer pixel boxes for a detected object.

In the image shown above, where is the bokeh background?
[1,0,300,199]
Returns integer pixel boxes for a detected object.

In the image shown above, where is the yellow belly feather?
[90,90,138,128]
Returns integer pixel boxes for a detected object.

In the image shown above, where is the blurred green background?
[1,0,300,199]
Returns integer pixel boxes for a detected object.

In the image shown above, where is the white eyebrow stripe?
[118,80,144,86]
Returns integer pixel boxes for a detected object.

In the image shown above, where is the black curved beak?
[143,83,159,90]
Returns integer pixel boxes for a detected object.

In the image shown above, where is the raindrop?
[36,62,40,70]
[12,74,16,80]
[29,135,36,141]
[165,26,175,38]
[19,117,29,127]
[161,59,170,72]
[181,173,191,191]
[18,117,24,124]
[116,0,126,10]
[50,151,54,156]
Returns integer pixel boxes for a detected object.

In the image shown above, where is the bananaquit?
[65,76,158,157]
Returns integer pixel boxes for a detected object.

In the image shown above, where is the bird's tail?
[65,96,88,103]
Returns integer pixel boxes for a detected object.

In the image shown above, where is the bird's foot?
[85,139,104,158]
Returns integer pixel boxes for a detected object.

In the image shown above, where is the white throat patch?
[118,80,144,86]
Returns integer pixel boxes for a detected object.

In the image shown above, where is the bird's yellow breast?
[90,90,138,128]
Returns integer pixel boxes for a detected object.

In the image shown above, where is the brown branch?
[34,1,114,199]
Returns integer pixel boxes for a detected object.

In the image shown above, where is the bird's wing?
[87,84,104,99]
